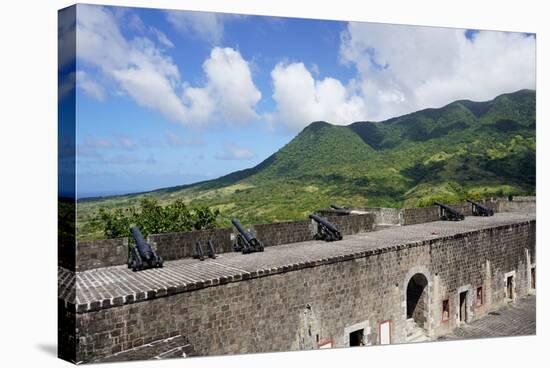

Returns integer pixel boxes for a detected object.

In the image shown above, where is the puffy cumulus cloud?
[340,22,536,121]
[165,11,240,45]
[76,5,260,126]
[215,142,255,160]
[203,48,261,122]
[271,62,367,131]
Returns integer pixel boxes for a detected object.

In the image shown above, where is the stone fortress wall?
[59,196,536,363]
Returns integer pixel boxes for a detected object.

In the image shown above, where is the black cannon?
[128,227,164,271]
[193,240,217,261]
[434,201,465,221]
[309,214,343,241]
[467,199,494,217]
[329,204,351,215]
[231,218,264,254]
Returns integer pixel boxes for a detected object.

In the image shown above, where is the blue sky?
[58,4,536,198]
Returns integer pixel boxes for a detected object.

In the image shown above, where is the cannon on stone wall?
[434,201,465,221]
[193,240,217,261]
[128,226,164,271]
[330,204,346,210]
[329,204,352,215]
[467,199,494,217]
[309,213,343,241]
[231,218,264,254]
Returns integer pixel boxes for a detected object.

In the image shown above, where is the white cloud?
[215,142,255,160]
[76,5,260,126]
[150,27,174,48]
[271,62,367,131]
[340,22,536,121]
[76,71,105,101]
[203,47,262,122]
[165,11,239,45]
[127,12,146,34]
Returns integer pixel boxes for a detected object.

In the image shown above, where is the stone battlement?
[68,213,375,271]
[67,197,535,272]
[59,211,534,313]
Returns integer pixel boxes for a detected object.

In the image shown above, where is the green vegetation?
[77,89,536,240]
[85,198,219,240]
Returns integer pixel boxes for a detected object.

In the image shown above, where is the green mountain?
[77,89,536,240]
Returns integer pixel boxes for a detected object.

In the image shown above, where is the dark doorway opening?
[506,275,514,300]
[406,273,429,328]
[531,267,536,289]
[349,329,364,347]
[441,299,450,321]
[459,291,468,322]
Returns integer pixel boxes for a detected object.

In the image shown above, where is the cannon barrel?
[330,204,345,210]
[130,226,154,262]
[309,214,343,241]
[231,218,253,243]
[128,226,163,271]
[331,208,351,215]
[309,214,339,233]
[231,218,264,253]
[434,201,465,221]
[467,199,494,216]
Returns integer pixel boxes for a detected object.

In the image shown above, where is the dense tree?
[97,198,219,239]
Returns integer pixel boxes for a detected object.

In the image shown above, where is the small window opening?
[349,329,364,347]
[459,291,468,322]
[506,275,514,300]
[442,299,450,322]
[531,267,536,289]
[476,286,483,307]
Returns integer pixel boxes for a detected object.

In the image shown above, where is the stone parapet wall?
[75,238,128,271]
[498,199,536,213]
[364,208,401,225]
[149,228,233,260]
[400,200,501,226]
[325,214,375,235]
[400,206,440,226]
[72,198,533,269]
[74,215,374,268]
[252,220,314,247]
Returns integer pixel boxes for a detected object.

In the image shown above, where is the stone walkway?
[440,295,536,340]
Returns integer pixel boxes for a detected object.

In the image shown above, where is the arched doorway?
[406,273,429,329]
